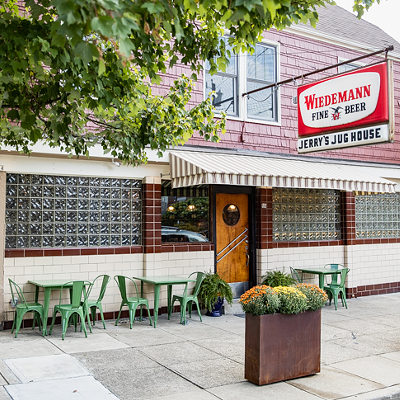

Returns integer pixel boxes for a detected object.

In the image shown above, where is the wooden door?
[216,193,249,283]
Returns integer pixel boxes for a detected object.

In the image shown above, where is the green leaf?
[75,42,99,63]
[141,2,165,13]
[98,59,106,76]
[91,16,115,37]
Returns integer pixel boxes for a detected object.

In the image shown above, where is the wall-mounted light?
[111,158,121,167]
[167,206,175,212]
[187,205,196,211]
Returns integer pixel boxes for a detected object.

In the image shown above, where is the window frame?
[337,57,365,74]
[204,37,281,126]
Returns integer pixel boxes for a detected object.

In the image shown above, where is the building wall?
[3,17,400,327]
[3,250,214,325]
[256,245,345,286]
[256,242,400,298]
[176,29,400,165]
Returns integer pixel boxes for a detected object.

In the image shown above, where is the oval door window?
[222,204,240,226]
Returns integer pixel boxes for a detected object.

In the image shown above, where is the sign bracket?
[242,45,394,98]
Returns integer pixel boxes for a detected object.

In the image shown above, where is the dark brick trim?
[5,246,143,258]
[161,243,214,252]
[346,281,400,298]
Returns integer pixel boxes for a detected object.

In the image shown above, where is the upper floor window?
[205,39,278,123]
[338,59,363,74]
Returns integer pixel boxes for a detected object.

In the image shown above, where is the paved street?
[1,293,400,400]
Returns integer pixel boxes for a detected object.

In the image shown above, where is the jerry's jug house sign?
[298,61,394,153]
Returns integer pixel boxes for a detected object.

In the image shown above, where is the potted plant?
[198,271,233,317]
[261,269,296,287]
[239,283,328,385]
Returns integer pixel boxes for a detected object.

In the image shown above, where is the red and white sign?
[298,62,389,136]
[297,61,392,153]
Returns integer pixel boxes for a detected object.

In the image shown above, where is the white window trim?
[204,38,281,126]
[337,57,365,74]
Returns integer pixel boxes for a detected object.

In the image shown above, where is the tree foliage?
[0,0,377,164]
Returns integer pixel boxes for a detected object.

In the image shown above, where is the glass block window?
[273,188,341,242]
[355,192,400,239]
[5,174,142,248]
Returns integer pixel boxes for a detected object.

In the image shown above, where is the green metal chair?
[85,275,110,329]
[49,280,91,340]
[324,263,345,286]
[168,271,205,325]
[114,275,152,328]
[324,268,350,310]
[290,267,303,283]
[9,279,45,338]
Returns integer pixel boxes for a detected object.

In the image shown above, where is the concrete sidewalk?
[1,293,400,400]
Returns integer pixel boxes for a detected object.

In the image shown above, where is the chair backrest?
[324,264,345,285]
[59,281,89,308]
[338,268,350,288]
[188,272,206,297]
[290,267,302,283]
[324,264,345,270]
[114,275,139,301]
[88,275,110,302]
[9,279,28,308]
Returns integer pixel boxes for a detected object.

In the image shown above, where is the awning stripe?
[169,151,397,193]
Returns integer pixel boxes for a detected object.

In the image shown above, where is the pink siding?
[156,29,400,165]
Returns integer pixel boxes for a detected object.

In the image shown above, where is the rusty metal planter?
[245,309,321,385]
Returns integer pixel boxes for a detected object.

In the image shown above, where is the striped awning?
[169,151,397,193]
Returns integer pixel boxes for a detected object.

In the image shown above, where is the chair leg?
[32,312,36,330]
[49,310,58,335]
[333,291,338,310]
[327,290,332,306]
[188,301,193,319]
[90,306,96,326]
[194,299,202,322]
[85,306,92,330]
[115,303,124,326]
[340,290,348,309]
[13,310,24,338]
[147,306,153,326]
[11,311,16,335]
[61,315,68,340]
[128,304,136,329]
[80,312,88,338]
[181,300,188,325]
[85,306,92,334]
[168,299,174,320]
[98,304,106,329]
[80,309,92,334]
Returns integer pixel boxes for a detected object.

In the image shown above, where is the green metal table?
[132,275,196,328]
[28,279,73,335]
[295,267,343,289]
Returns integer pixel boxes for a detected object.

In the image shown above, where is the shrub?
[295,283,328,311]
[261,269,296,287]
[239,285,280,316]
[273,286,308,314]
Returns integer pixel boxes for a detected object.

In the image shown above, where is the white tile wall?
[257,243,400,289]
[3,251,214,323]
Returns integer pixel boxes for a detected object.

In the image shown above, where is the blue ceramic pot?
[206,297,224,317]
